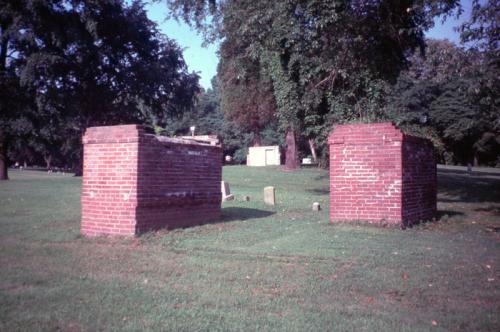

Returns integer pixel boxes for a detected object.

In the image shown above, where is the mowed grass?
[0,166,499,331]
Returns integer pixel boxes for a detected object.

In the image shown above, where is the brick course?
[328,122,436,227]
[81,125,222,236]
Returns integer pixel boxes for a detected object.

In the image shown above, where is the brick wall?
[81,125,222,236]
[402,136,437,223]
[328,122,436,227]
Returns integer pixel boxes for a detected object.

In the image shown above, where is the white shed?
[246,146,281,166]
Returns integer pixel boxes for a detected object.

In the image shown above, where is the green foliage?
[406,39,474,82]
[0,0,199,176]
[260,121,283,147]
[218,45,277,142]
[167,0,461,167]
[458,0,499,57]
[388,38,499,166]
[164,85,223,137]
[163,80,269,164]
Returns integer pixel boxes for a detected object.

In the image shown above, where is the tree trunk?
[0,138,8,180]
[308,138,318,163]
[284,129,298,170]
[73,148,83,176]
[44,154,52,170]
[1,31,9,180]
[0,28,8,73]
[251,133,261,147]
[73,162,82,176]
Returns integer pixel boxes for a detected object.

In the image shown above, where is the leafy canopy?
[166,0,460,166]
[1,0,199,177]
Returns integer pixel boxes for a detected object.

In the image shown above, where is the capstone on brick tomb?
[81,125,222,236]
[328,122,436,227]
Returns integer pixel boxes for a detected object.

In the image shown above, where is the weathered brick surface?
[328,122,436,226]
[81,125,222,236]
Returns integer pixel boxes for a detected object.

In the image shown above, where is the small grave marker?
[263,186,275,205]
[221,181,234,201]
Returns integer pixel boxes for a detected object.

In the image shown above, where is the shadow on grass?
[403,210,464,229]
[438,168,500,177]
[306,187,330,195]
[474,206,500,216]
[314,173,329,181]
[438,169,500,204]
[221,207,275,222]
[436,210,464,220]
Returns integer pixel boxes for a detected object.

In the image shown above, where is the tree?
[386,0,499,166]
[458,0,499,165]
[429,79,485,164]
[164,79,224,137]
[166,0,460,169]
[0,1,32,178]
[388,38,499,166]
[458,0,499,56]
[406,39,474,83]
[218,51,277,146]
[163,77,274,164]
[0,0,199,179]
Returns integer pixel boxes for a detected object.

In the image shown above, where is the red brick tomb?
[81,125,222,236]
[328,122,436,227]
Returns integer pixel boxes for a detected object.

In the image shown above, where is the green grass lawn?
[1,166,499,331]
